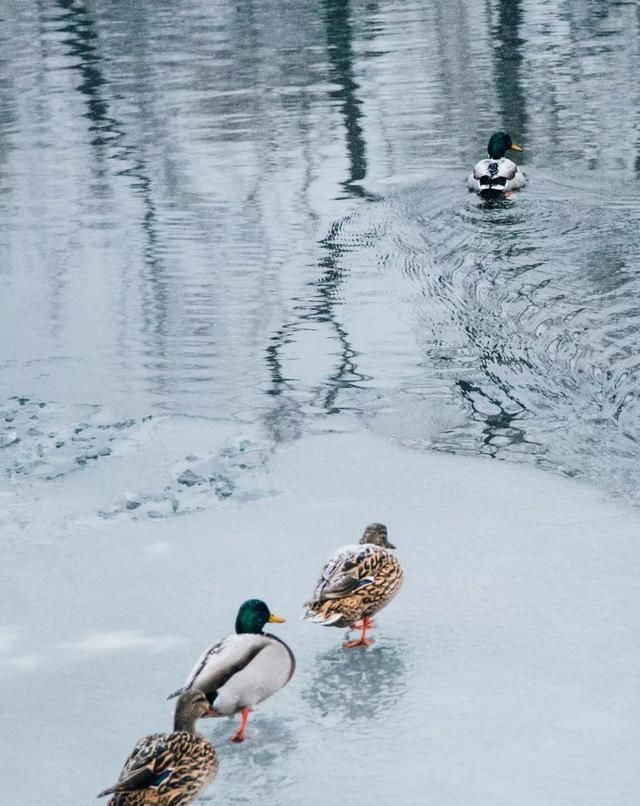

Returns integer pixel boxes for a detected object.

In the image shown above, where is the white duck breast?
[467,157,525,192]
[182,633,294,715]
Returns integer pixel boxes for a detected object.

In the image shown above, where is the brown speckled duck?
[303,523,404,648]
[97,689,219,805]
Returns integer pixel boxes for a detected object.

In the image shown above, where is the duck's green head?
[487,131,523,159]
[235,599,286,634]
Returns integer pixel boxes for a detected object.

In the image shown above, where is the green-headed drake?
[98,689,218,805]
[467,131,525,196]
[303,523,404,648]
[168,599,295,743]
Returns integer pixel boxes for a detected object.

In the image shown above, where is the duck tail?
[166,686,185,700]
[96,785,115,798]
[302,607,344,625]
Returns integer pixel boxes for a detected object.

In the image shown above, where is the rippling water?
[329,179,640,499]
[2,0,640,500]
[2,3,640,802]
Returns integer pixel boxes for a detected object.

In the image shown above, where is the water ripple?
[331,177,640,500]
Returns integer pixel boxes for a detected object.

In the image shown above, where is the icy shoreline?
[2,423,639,805]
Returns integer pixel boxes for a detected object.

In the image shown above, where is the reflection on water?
[2,0,640,501]
[54,0,173,387]
[208,715,299,806]
[2,11,640,806]
[328,182,640,500]
[323,0,367,193]
[303,639,408,722]
[492,0,528,142]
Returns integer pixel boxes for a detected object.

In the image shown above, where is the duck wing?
[167,634,270,701]
[468,158,523,192]
[97,734,173,797]
[312,543,385,602]
[211,633,295,713]
[505,165,525,190]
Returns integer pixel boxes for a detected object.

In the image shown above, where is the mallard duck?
[98,689,218,805]
[168,599,295,743]
[467,131,525,196]
[303,523,404,648]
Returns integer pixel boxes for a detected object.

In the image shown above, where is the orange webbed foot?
[343,637,375,648]
[344,616,376,647]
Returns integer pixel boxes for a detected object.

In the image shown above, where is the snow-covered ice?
[1,422,639,805]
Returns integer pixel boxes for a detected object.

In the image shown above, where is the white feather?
[177,632,294,716]
[467,157,525,193]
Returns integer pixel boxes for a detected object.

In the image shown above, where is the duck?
[303,523,404,648]
[168,599,295,743]
[98,689,219,805]
[467,131,525,196]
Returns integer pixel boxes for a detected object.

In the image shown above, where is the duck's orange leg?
[343,617,375,648]
[351,617,377,630]
[230,707,251,743]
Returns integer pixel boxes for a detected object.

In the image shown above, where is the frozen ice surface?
[1,425,639,806]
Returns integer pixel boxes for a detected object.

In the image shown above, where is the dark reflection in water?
[332,184,640,499]
[56,0,110,150]
[3,4,640,806]
[264,216,371,423]
[455,379,537,459]
[313,231,368,413]
[2,0,640,500]
[53,0,170,383]
[264,0,372,418]
[492,0,528,142]
[323,0,367,191]
[303,639,408,722]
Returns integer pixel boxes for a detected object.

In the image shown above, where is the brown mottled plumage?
[303,523,403,646]
[98,690,219,806]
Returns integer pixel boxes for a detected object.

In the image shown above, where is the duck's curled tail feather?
[302,606,345,625]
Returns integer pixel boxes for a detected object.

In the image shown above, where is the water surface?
[2,0,640,499]
[2,1,640,804]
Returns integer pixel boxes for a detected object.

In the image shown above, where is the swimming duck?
[467,131,525,196]
[98,689,219,805]
[168,599,295,743]
[303,523,404,648]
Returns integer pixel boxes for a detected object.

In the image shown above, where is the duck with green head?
[467,131,525,196]
[168,599,295,743]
